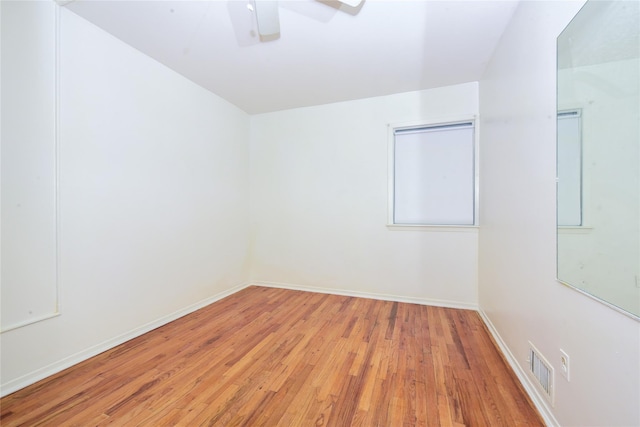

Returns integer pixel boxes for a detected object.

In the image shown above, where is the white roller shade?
[557,111,582,226]
[393,122,475,225]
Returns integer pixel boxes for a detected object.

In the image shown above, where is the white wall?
[0,6,250,394]
[4,4,639,424]
[479,2,640,426]
[250,83,479,307]
[1,1,58,330]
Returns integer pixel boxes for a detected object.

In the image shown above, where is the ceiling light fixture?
[253,0,280,38]
[251,0,365,42]
[339,0,363,7]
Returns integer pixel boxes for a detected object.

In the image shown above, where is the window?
[557,110,582,226]
[389,119,477,226]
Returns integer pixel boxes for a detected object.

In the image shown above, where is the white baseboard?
[251,280,478,311]
[477,309,559,427]
[3,279,548,427]
[257,281,555,425]
[0,282,251,397]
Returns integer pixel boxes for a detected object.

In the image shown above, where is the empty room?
[1,0,638,426]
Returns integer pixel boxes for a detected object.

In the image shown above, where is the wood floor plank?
[1,286,544,427]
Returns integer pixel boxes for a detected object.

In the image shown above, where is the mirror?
[557,0,640,319]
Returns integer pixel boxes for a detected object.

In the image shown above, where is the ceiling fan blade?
[253,0,280,37]
[336,0,363,7]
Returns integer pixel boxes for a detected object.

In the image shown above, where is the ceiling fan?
[251,0,364,40]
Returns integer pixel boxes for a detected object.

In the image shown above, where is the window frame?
[387,116,479,231]
[557,108,589,230]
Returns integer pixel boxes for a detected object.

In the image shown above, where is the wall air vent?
[528,342,554,405]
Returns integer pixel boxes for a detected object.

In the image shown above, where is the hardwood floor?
[1,286,544,426]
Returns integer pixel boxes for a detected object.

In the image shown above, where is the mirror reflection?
[557,0,640,318]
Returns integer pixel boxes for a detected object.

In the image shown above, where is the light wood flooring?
[1,286,544,426]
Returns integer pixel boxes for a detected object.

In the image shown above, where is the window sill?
[387,224,479,233]
[558,226,593,234]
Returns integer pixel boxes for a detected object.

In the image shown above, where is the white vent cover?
[528,342,554,405]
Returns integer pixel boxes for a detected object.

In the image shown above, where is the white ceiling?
[64,0,520,114]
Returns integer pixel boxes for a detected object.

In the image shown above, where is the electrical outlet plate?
[560,349,570,381]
